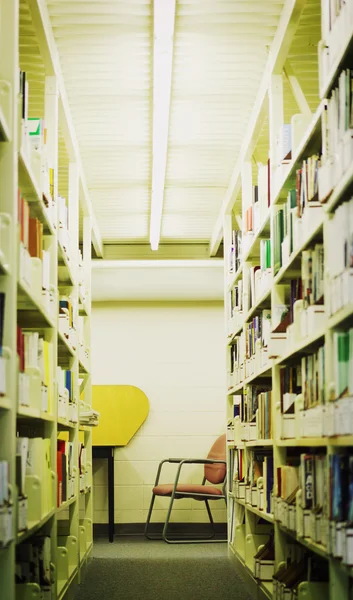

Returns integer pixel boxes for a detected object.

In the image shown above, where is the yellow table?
[92,385,149,541]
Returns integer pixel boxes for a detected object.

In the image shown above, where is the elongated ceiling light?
[150,0,176,251]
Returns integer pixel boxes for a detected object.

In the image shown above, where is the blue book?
[266,455,274,513]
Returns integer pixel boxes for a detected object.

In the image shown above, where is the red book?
[17,326,24,372]
[57,450,63,506]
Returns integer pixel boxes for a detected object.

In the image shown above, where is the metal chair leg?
[204,499,216,539]
[144,493,157,539]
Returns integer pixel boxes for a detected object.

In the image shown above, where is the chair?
[144,433,227,543]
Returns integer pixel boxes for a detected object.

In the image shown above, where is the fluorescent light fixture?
[150,0,176,251]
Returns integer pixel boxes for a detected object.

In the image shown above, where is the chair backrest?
[204,433,226,484]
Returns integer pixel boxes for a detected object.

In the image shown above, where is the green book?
[334,331,349,398]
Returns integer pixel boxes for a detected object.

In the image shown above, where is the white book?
[26,437,43,478]
[16,437,29,495]
[42,250,50,291]
[23,331,39,370]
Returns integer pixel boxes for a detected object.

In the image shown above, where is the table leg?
[108,447,115,542]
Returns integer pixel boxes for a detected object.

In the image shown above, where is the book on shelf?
[228,280,243,322]
[240,384,271,428]
[256,391,272,441]
[280,364,301,414]
[232,447,245,484]
[332,329,353,400]
[321,0,348,39]
[57,439,75,507]
[320,68,353,200]
[301,345,325,409]
[59,294,77,349]
[79,443,88,492]
[16,536,52,592]
[273,156,322,274]
[229,229,242,275]
[244,448,273,514]
[0,460,12,547]
[18,191,52,300]
[326,196,353,316]
[245,312,271,360]
[57,367,77,423]
[278,123,292,164]
[254,534,275,581]
[15,436,53,526]
[17,328,52,412]
[299,453,327,513]
[273,554,329,599]
[302,245,324,308]
[229,332,245,375]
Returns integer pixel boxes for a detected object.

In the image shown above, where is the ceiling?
[45,0,287,249]
[20,0,321,256]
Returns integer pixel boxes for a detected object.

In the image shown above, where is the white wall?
[92,301,226,525]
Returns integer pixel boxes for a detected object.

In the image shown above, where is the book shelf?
[0,0,95,598]
[225,1,353,599]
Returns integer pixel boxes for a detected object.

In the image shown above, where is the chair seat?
[153,483,224,499]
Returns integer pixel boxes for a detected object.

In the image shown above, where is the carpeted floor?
[75,537,254,600]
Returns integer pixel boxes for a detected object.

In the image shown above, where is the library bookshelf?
[224,0,353,599]
[0,0,96,598]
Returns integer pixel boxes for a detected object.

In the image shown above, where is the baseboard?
[93,522,227,538]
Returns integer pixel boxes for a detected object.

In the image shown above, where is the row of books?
[280,345,325,412]
[16,437,53,529]
[16,536,52,593]
[245,311,271,360]
[19,71,56,228]
[230,449,274,516]
[272,553,328,598]
[273,194,322,278]
[229,332,245,374]
[247,450,274,515]
[18,192,51,291]
[57,439,75,507]
[325,69,353,160]
[244,264,272,310]
[296,156,320,207]
[238,385,272,426]
[272,258,324,335]
[274,451,353,559]
[320,65,353,201]
[17,328,53,412]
